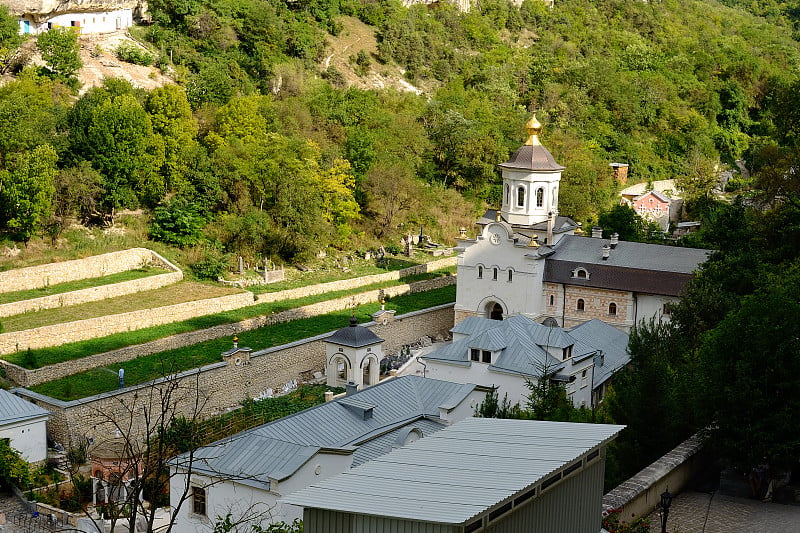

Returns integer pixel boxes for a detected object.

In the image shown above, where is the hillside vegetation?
[0,0,798,272]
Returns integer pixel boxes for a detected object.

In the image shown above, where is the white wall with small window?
[170,451,352,533]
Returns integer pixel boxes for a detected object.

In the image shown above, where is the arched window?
[492,267,498,280]
[576,299,585,312]
[609,303,617,316]
[549,295,554,306]
[517,187,525,207]
[505,185,510,206]
[477,266,483,279]
[507,269,513,282]
[536,188,544,207]
[552,187,558,206]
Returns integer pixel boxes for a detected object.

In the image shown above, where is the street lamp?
[660,488,673,533]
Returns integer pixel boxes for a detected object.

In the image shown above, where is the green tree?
[36,28,82,81]
[150,197,206,247]
[0,439,31,489]
[696,266,800,468]
[0,144,58,242]
[70,89,166,215]
[0,5,22,74]
[146,85,200,193]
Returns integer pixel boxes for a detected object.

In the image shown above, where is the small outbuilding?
[325,317,385,389]
[286,417,624,533]
[0,389,49,463]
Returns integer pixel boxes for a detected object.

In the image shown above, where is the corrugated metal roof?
[284,417,624,524]
[426,315,629,385]
[568,319,631,386]
[351,418,446,467]
[0,389,49,426]
[173,376,481,486]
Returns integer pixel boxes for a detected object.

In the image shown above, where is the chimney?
[602,245,611,260]
[346,381,358,396]
[546,212,555,245]
[610,163,629,185]
[324,390,334,402]
[592,226,603,239]
[610,233,619,249]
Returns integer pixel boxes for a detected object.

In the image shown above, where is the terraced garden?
[30,285,456,400]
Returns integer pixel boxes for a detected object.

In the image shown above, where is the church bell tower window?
[517,187,525,207]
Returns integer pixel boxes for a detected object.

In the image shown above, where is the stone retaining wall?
[253,256,456,304]
[0,291,255,356]
[0,269,183,318]
[15,304,456,446]
[2,275,455,387]
[0,248,175,293]
[602,432,707,518]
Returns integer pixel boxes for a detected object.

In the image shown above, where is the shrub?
[189,246,230,280]
[115,42,154,66]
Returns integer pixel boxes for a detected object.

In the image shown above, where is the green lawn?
[1,282,243,332]
[30,285,455,400]
[0,267,169,305]
[247,255,429,294]
[8,269,455,369]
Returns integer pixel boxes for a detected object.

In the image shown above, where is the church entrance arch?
[478,297,507,321]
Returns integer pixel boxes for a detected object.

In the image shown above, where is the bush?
[115,42,154,66]
[150,197,206,247]
[189,246,230,280]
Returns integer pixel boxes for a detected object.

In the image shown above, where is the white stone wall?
[0,269,182,318]
[0,248,176,293]
[0,291,254,355]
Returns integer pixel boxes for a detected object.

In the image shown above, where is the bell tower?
[499,114,565,228]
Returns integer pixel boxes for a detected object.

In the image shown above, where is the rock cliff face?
[3,0,142,17]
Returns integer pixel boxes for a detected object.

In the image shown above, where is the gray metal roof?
[351,418,446,467]
[549,234,710,274]
[567,319,631,386]
[0,389,49,426]
[427,315,629,385]
[326,317,384,348]
[284,417,624,525]
[173,376,481,489]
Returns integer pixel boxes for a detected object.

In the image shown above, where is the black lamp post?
[660,489,673,533]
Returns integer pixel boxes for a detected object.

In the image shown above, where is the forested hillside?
[0,0,799,272]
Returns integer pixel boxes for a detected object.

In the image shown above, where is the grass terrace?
[5,268,454,369]
[1,282,243,332]
[247,255,434,294]
[30,285,455,400]
[0,266,170,305]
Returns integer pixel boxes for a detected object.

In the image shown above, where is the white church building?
[454,114,710,331]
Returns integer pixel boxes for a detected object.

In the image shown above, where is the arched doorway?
[489,303,503,320]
